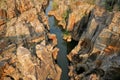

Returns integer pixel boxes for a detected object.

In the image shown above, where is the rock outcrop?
[48,0,95,41]
[47,0,120,79]
[67,0,120,80]
[1,0,120,80]
[0,9,7,26]
[0,0,61,80]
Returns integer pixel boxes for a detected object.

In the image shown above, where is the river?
[45,0,78,80]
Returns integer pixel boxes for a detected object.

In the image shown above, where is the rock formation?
[0,0,61,80]
[68,0,120,80]
[1,0,120,80]
[48,0,120,80]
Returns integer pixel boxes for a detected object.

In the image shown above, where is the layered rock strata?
[68,0,120,80]
[48,0,120,80]
[0,0,61,80]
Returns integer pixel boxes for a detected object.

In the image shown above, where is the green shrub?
[62,8,70,22]
[105,0,114,11]
[103,0,120,11]
[62,11,68,20]
[106,5,113,11]
[52,2,58,10]
[63,30,70,35]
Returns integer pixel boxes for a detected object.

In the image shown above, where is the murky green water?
[45,0,78,80]
[46,0,69,80]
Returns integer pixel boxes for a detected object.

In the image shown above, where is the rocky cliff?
[48,0,120,80]
[1,0,120,80]
[0,0,61,80]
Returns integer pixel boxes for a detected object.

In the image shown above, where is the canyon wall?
[49,0,120,80]
[0,0,61,80]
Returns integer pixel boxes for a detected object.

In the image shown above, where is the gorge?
[0,0,120,80]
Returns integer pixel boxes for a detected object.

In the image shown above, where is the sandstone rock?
[16,46,35,79]
[48,33,57,46]
[48,11,63,21]
[0,59,17,80]
[67,40,83,61]
[58,21,66,29]
[0,0,61,80]
[109,12,120,34]
[0,39,7,51]
[0,9,7,26]
[36,44,53,64]
[94,6,106,17]
[6,0,16,19]
[67,13,75,31]
[0,0,7,10]
[36,44,62,80]
[15,21,30,36]
[63,34,72,42]
[48,0,68,29]
[48,1,95,33]
[54,64,62,80]
[38,12,50,30]
[0,61,7,77]
[3,64,15,76]
[52,48,59,60]
[0,24,6,37]
[30,35,45,43]
[67,1,120,80]
[89,74,100,80]
[5,20,31,45]
[30,19,44,33]
[17,8,37,22]
[70,1,95,40]
[5,8,45,43]
[16,0,33,13]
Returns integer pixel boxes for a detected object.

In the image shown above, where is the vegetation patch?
[63,30,70,35]
[62,8,71,23]
[102,0,120,11]
[84,0,96,5]
[63,30,71,42]
[52,1,59,10]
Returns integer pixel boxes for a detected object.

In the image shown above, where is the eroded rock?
[17,46,35,79]
[67,0,120,80]
[0,9,7,26]
[0,0,61,80]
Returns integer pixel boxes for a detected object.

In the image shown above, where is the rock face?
[48,0,95,41]
[47,0,120,79]
[45,0,120,79]
[0,0,61,80]
[48,0,68,29]
[67,0,120,80]
[0,9,7,26]
[1,0,120,80]
[16,46,35,80]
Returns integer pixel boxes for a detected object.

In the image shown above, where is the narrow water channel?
[45,0,69,80]
[45,0,78,80]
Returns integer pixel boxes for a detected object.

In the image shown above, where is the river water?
[46,0,69,80]
[45,0,78,80]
